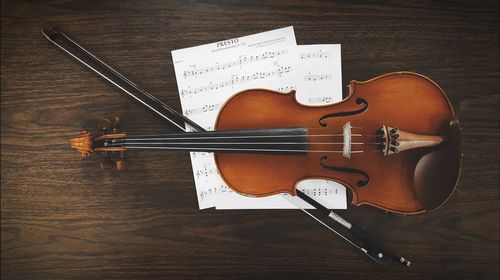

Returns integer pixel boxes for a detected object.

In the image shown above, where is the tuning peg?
[390,127,399,134]
[100,152,115,170]
[391,140,400,146]
[99,118,112,134]
[392,133,400,139]
[390,146,399,153]
[112,116,121,132]
[115,158,127,170]
[115,151,127,171]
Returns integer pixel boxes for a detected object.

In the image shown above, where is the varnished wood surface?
[1,1,499,279]
[215,73,458,214]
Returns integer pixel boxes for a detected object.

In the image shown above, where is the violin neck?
[107,127,309,154]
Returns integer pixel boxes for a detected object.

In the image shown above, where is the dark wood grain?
[1,0,499,279]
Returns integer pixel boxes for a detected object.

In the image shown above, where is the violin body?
[214,72,462,214]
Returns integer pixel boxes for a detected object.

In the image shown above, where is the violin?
[44,27,462,265]
[71,71,462,215]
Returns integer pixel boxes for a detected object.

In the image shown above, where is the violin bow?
[42,27,410,267]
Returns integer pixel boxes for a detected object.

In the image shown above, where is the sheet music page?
[295,44,342,105]
[172,27,346,210]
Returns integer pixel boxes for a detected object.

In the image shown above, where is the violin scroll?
[70,131,94,157]
[70,116,128,170]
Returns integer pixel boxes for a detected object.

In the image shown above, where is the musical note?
[299,50,331,59]
[308,96,336,103]
[180,66,293,97]
[200,185,340,202]
[300,186,338,197]
[183,49,288,79]
[215,180,347,209]
[195,164,220,179]
[191,151,211,159]
[184,102,223,117]
[303,74,332,81]
[276,85,296,92]
[199,185,233,201]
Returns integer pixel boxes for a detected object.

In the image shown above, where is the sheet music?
[295,44,342,105]
[172,27,346,210]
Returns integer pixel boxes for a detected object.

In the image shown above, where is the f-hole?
[319,98,368,127]
[319,156,369,187]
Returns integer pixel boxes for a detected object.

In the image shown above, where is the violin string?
[122,125,382,139]
[119,146,366,153]
[124,133,349,140]
[106,138,386,152]
[105,129,386,152]
[120,133,385,141]
[107,141,379,145]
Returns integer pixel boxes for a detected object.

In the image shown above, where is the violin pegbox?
[376,125,445,156]
[70,116,128,171]
[99,116,127,171]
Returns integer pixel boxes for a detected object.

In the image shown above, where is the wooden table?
[2,1,499,279]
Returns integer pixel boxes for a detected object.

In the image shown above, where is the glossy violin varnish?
[214,72,462,214]
[70,72,462,215]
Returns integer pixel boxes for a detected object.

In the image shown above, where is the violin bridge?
[342,122,352,158]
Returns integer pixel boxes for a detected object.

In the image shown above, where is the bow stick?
[42,27,410,266]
